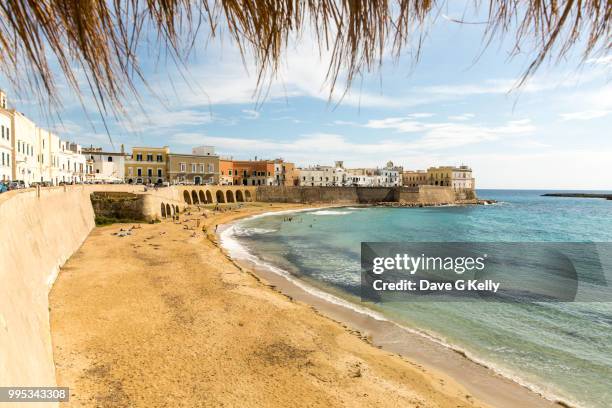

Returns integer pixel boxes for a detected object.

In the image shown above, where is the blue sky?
[3,3,611,189]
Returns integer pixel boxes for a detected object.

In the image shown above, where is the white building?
[380,161,401,187]
[83,145,129,182]
[298,161,347,186]
[0,90,89,186]
[345,161,401,187]
[0,92,12,182]
[53,140,86,184]
[192,145,215,156]
[12,110,40,186]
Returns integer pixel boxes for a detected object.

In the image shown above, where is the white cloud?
[119,106,215,133]
[559,110,612,121]
[170,117,534,163]
[448,113,475,121]
[586,56,612,67]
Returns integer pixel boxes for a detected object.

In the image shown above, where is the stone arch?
[191,190,199,204]
[245,190,252,201]
[166,204,171,217]
[235,190,244,202]
[206,190,213,203]
[199,190,206,203]
[174,205,179,214]
[183,190,192,204]
[216,190,225,203]
[226,190,235,203]
[161,203,167,218]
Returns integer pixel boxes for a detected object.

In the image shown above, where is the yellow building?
[125,146,169,184]
[402,170,428,187]
[167,153,219,185]
[426,165,475,189]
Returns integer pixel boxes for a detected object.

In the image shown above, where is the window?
[180,163,186,172]
[137,168,142,176]
[1,125,4,139]
[128,168,133,176]
[228,170,232,176]
[157,169,162,177]
[156,155,163,162]
[192,163,197,172]
[208,164,214,173]
[147,168,153,177]
[17,141,20,153]
[200,164,205,173]
[107,156,113,162]
[136,154,142,161]
[147,154,153,162]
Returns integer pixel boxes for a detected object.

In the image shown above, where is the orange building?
[219,158,296,186]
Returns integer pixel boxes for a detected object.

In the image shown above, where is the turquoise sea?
[223,190,612,408]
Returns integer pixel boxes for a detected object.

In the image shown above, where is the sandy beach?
[50,202,539,407]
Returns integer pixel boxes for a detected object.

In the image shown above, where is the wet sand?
[48,202,534,407]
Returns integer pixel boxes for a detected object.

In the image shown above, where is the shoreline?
[217,205,570,408]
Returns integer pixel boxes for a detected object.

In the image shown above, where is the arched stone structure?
[226,190,235,203]
[245,190,252,201]
[183,190,192,204]
[198,190,206,203]
[166,203,171,217]
[216,190,225,203]
[174,205,179,214]
[206,190,213,203]
[191,190,199,204]
[161,203,166,218]
[235,190,244,202]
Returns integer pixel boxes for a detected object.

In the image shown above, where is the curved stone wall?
[0,185,143,397]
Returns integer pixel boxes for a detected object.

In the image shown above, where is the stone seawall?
[256,185,472,205]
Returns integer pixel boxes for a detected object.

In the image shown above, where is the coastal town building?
[220,158,297,186]
[11,110,40,185]
[192,145,216,156]
[0,91,88,186]
[402,170,428,187]
[83,145,130,183]
[167,152,219,185]
[379,161,401,186]
[343,162,402,187]
[427,166,475,189]
[299,161,347,187]
[0,92,12,182]
[125,146,169,184]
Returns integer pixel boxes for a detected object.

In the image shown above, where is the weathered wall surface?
[0,185,143,396]
[398,186,458,204]
[256,186,467,205]
[91,192,147,221]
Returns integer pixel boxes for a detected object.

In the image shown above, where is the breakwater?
[542,193,612,200]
